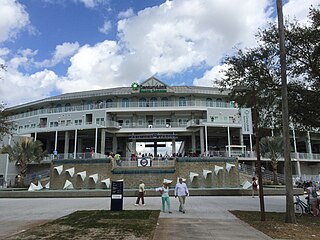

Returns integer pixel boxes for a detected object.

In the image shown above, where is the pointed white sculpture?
[45,181,50,189]
[35,181,43,190]
[89,173,99,183]
[242,180,252,189]
[226,163,235,173]
[28,182,37,191]
[63,180,74,190]
[54,165,63,175]
[163,178,173,184]
[214,165,224,175]
[66,167,75,177]
[189,172,199,182]
[101,178,111,188]
[28,181,43,191]
[77,171,86,181]
[203,170,212,179]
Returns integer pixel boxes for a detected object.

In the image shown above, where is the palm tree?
[1,137,46,186]
[260,136,283,185]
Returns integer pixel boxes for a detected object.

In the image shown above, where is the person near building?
[157,180,172,213]
[306,181,319,216]
[135,180,146,206]
[252,177,258,198]
[174,177,189,213]
[114,153,121,166]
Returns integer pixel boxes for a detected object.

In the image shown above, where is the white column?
[172,138,176,155]
[73,129,78,159]
[34,132,37,141]
[191,132,196,153]
[200,127,205,156]
[54,130,58,151]
[227,126,231,157]
[4,135,12,183]
[100,130,106,155]
[205,124,208,156]
[307,131,313,159]
[249,134,253,152]
[94,127,98,154]
[292,126,301,177]
[132,139,137,155]
[64,131,69,158]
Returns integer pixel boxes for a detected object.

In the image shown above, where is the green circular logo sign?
[131,82,140,91]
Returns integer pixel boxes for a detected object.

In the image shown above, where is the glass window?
[139,98,147,107]
[84,101,93,110]
[55,104,62,113]
[160,97,169,107]
[65,103,71,111]
[150,97,157,107]
[106,99,113,108]
[216,98,222,107]
[179,97,186,106]
[122,98,129,108]
[97,100,104,109]
[206,98,213,107]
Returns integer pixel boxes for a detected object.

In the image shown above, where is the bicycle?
[294,195,319,217]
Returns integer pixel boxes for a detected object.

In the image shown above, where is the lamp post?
[234,85,265,221]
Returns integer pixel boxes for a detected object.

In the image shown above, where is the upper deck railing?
[9,100,236,120]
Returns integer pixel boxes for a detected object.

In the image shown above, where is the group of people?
[135,178,189,214]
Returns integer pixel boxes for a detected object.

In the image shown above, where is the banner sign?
[241,108,253,134]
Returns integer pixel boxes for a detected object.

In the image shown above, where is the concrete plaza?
[0,195,287,239]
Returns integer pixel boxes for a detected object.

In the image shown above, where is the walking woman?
[158,181,172,213]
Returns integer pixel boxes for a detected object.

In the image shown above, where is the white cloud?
[283,0,319,25]
[0,67,58,106]
[0,48,10,57]
[56,40,123,93]
[99,21,112,35]
[117,0,272,77]
[37,42,80,67]
[2,0,317,106]
[76,0,108,8]
[193,65,229,87]
[118,8,134,19]
[0,0,30,42]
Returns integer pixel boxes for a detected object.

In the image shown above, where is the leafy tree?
[0,64,12,140]
[260,136,284,185]
[218,46,283,129]
[1,137,46,186]
[258,6,320,129]
[218,6,320,130]
[0,102,12,140]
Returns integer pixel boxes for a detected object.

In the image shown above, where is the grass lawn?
[230,210,320,240]
[8,210,160,240]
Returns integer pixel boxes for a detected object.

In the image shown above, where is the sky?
[0,0,318,107]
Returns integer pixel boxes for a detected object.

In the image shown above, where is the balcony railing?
[9,100,236,120]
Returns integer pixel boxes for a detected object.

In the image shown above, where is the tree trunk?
[276,0,296,223]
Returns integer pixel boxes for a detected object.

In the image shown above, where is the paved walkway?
[0,196,286,239]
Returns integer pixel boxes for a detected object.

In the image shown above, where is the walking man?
[174,177,189,213]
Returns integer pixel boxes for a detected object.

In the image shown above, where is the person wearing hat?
[174,177,189,213]
[135,180,146,206]
[157,180,172,213]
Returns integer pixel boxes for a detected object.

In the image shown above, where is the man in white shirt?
[174,177,189,213]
